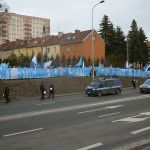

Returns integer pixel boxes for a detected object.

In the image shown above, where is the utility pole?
[91,0,105,80]
[127,35,129,68]
[43,25,48,62]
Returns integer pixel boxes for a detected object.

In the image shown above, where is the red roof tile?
[0,30,92,50]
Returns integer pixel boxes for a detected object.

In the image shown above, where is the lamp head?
[100,0,105,3]
[5,8,8,13]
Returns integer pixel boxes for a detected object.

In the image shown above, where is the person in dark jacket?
[90,68,96,77]
[3,86,10,103]
[132,77,137,89]
[49,84,55,98]
[40,82,46,100]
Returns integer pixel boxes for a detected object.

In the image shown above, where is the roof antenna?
[58,25,60,33]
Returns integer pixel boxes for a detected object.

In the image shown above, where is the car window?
[113,79,121,86]
[99,81,106,87]
[144,79,150,85]
[106,80,113,87]
[90,80,100,86]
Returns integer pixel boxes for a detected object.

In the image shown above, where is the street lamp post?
[126,35,129,68]
[91,0,105,80]
[43,25,48,62]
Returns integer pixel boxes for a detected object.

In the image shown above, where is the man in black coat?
[40,82,46,100]
[132,77,137,89]
[49,84,55,98]
[4,86,10,103]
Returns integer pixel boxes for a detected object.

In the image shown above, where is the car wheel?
[87,94,91,97]
[140,90,144,94]
[116,89,121,95]
[98,91,102,97]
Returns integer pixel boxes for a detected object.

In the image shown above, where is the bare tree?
[0,0,9,11]
[0,0,9,44]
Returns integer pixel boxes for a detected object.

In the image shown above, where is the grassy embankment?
[0,76,147,101]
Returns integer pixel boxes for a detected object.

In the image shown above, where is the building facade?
[60,30,105,61]
[0,29,105,66]
[0,13,50,44]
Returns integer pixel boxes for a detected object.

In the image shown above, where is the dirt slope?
[0,76,146,101]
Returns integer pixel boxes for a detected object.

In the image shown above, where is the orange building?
[0,29,105,63]
[59,30,105,61]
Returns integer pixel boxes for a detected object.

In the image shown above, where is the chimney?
[5,39,9,43]
[58,32,64,38]
[75,30,80,38]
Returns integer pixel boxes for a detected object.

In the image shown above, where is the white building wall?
[1,13,50,43]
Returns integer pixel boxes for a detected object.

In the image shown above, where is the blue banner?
[0,66,150,79]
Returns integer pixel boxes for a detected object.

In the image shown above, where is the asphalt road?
[0,89,150,150]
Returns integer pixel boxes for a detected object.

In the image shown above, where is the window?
[93,36,96,41]
[106,80,113,87]
[54,47,56,52]
[67,47,70,52]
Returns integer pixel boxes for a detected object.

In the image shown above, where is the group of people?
[2,78,137,103]
[40,82,55,100]
[2,81,55,103]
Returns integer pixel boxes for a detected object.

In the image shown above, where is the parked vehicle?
[139,79,150,93]
[85,78,122,96]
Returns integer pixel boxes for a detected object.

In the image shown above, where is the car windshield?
[144,79,150,85]
[90,80,100,86]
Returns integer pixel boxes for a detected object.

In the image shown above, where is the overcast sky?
[5,0,150,40]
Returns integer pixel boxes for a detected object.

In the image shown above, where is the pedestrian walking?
[90,68,96,77]
[3,86,10,103]
[132,77,137,89]
[49,84,55,98]
[40,82,46,100]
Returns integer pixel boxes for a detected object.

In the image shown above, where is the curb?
[115,138,150,150]
[0,92,84,103]
[0,87,138,103]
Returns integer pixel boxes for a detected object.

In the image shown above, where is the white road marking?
[140,112,150,115]
[112,117,149,123]
[131,126,150,135]
[112,112,150,123]
[36,102,55,105]
[98,112,120,118]
[106,105,123,109]
[77,143,103,150]
[78,108,107,114]
[78,105,123,114]
[0,95,149,122]
[3,128,43,137]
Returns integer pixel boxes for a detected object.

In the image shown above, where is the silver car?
[139,79,150,93]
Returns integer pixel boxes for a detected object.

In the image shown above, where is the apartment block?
[0,13,50,44]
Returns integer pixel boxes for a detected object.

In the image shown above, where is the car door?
[105,80,113,94]
[100,81,109,94]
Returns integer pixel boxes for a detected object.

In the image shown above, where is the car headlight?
[92,89,96,91]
